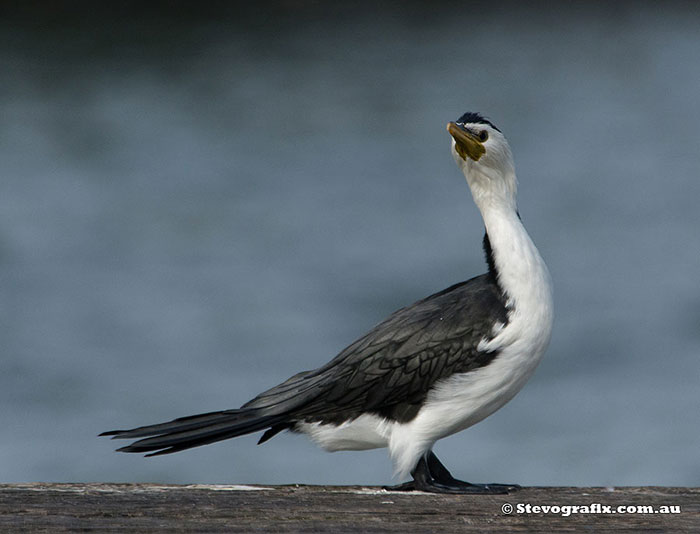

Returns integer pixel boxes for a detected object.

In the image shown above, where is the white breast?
[387,204,554,478]
[298,199,553,481]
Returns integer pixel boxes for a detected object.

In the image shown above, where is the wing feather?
[245,273,509,424]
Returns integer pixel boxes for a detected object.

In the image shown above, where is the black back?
[244,269,510,426]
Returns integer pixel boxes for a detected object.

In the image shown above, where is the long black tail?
[100,409,290,457]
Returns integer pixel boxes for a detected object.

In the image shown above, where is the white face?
[449,122,517,207]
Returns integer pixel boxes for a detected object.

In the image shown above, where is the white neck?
[476,195,554,354]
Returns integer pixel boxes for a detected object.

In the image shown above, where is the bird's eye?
[478,130,489,142]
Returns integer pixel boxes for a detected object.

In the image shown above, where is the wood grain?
[1,484,698,532]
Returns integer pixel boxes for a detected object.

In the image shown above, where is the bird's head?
[447,112,517,209]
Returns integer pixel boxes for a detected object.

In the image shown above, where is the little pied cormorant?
[101,112,554,494]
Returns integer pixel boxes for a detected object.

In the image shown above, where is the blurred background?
[2,1,699,486]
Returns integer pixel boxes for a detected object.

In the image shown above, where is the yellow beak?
[447,122,485,161]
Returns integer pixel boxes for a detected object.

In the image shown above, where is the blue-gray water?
[2,3,699,486]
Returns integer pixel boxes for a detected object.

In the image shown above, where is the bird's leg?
[425,451,520,493]
[384,451,520,494]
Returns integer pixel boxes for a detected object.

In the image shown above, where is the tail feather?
[101,369,329,457]
[101,409,289,456]
[100,410,241,440]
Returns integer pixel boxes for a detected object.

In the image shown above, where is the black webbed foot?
[383,451,520,494]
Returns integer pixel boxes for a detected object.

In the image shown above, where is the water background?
[2,2,699,486]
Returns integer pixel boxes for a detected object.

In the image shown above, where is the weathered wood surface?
[0,484,697,532]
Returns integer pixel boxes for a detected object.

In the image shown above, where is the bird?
[101,111,554,494]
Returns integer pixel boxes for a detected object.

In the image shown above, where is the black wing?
[245,272,509,426]
[103,272,509,455]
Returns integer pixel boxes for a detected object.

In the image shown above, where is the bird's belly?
[386,343,544,478]
[418,343,544,441]
[297,413,390,452]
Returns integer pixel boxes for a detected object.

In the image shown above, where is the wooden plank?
[0,484,698,532]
